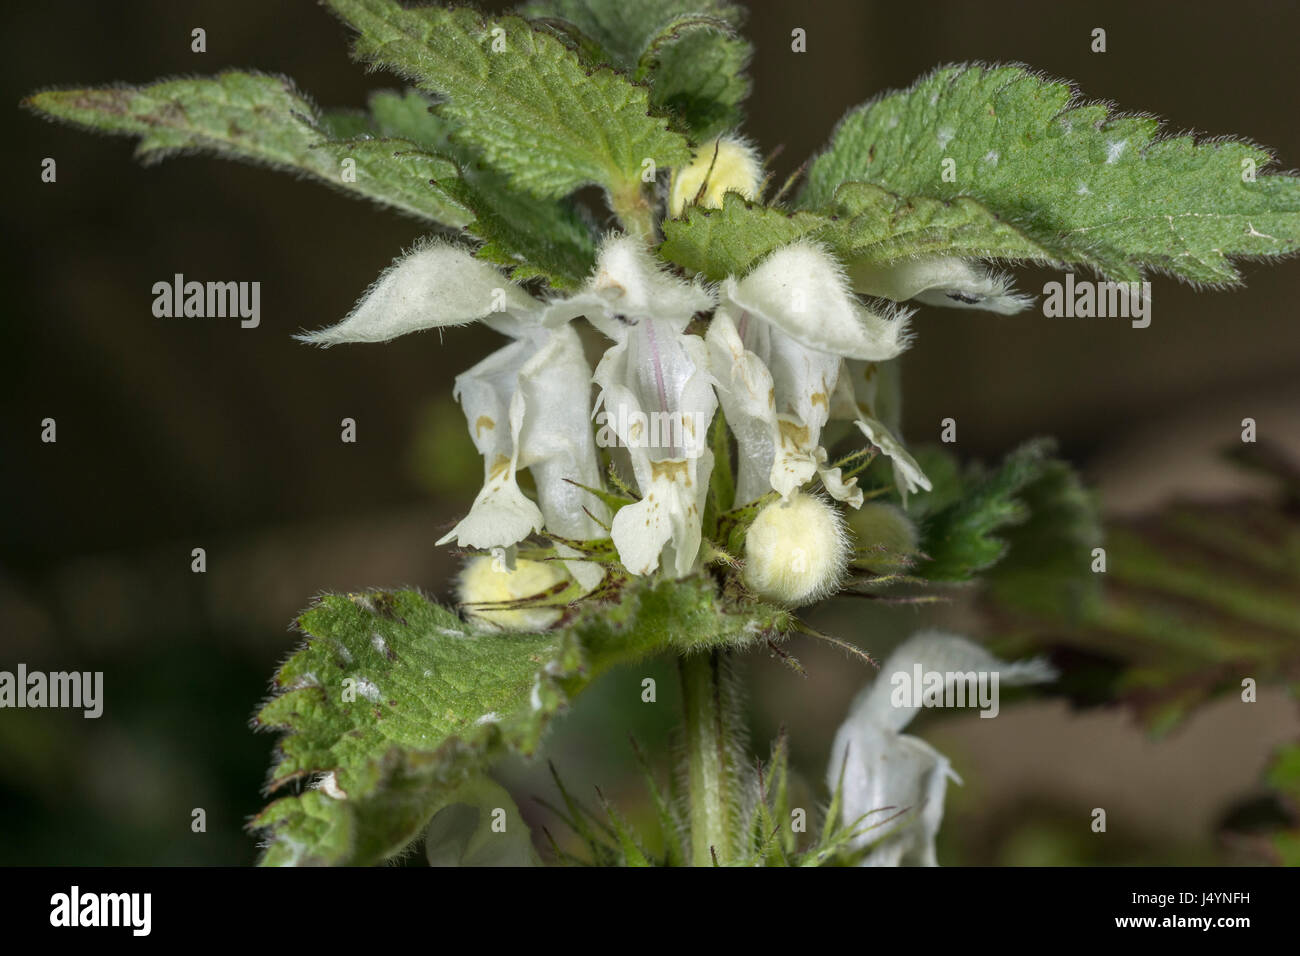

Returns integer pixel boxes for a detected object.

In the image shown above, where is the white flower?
[828,630,1056,866]
[297,240,607,587]
[552,236,718,577]
[849,256,1031,315]
[706,241,912,506]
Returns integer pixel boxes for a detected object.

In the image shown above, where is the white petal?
[610,450,713,577]
[850,257,1031,315]
[298,240,538,345]
[726,241,911,360]
[832,359,904,436]
[829,719,957,867]
[435,449,543,549]
[861,630,1059,733]
[705,308,777,506]
[760,326,850,499]
[855,414,932,502]
[437,340,543,549]
[546,234,714,340]
[595,324,716,575]
[514,325,609,541]
[813,450,864,509]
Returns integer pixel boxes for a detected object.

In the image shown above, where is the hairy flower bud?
[847,501,919,573]
[742,491,849,606]
[457,556,567,631]
[668,135,762,217]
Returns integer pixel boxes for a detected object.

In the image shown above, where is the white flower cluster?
[298,138,1028,608]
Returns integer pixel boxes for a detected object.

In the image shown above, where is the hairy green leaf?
[325,0,690,198]
[253,577,787,865]
[442,171,598,288]
[659,184,1059,283]
[988,444,1300,732]
[519,0,744,70]
[520,0,751,139]
[24,71,472,226]
[823,181,1063,267]
[639,15,751,140]
[322,87,597,287]
[801,64,1300,284]
[659,194,826,279]
[917,438,1060,581]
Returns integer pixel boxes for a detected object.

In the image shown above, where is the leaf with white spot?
[801,63,1300,284]
[253,578,787,865]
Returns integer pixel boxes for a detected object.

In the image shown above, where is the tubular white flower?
[828,631,1056,866]
[850,256,1032,315]
[296,239,608,566]
[707,242,911,506]
[559,236,718,577]
[438,314,608,561]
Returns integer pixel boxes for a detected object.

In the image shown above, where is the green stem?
[680,650,738,866]
[609,180,656,242]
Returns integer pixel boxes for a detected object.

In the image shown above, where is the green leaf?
[639,15,751,140]
[24,71,472,227]
[988,444,1300,731]
[519,0,744,71]
[325,0,690,198]
[917,438,1059,581]
[659,193,827,279]
[314,137,473,223]
[822,181,1063,268]
[801,63,1300,284]
[366,88,464,155]
[984,458,1103,619]
[253,576,788,865]
[330,87,597,287]
[441,171,598,289]
[520,0,751,139]
[658,185,1058,284]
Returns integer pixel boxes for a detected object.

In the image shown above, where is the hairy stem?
[609,180,656,242]
[680,649,743,866]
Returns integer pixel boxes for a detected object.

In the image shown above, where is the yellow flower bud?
[457,556,568,631]
[668,135,763,217]
[742,491,849,606]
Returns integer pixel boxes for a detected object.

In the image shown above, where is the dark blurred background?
[3,0,1298,865]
